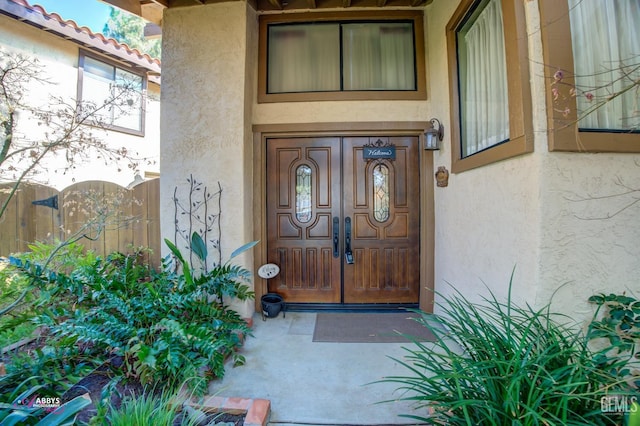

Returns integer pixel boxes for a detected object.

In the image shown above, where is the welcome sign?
[363,146,396,160]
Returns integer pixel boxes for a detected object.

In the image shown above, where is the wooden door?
[342,137,420,303]
[266,136,420,304]
[266,137,342,303]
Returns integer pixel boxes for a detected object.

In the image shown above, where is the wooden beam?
[143,22,162,38]
[168,0,207,6]
[140,0,169,7]
[98,0,141,15]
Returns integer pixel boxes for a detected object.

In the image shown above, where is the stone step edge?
[183,395,271,426]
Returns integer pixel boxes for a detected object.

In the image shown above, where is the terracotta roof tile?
[3,0,161,72]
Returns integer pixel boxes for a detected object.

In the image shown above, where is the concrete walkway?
[208,312,429,425]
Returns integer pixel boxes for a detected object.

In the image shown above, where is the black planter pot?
[261,293,285,320]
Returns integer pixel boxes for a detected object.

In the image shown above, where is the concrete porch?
[208,312,429,425]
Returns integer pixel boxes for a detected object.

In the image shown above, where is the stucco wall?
[427,0,542,309]
[253,2,547,312]
[0,13,160,190]
[429,0,640,326]
[537,153,640,323]
[160,0,639,322]
[160,2,256,317]
[254,100,429,125]
[526,1,639,325]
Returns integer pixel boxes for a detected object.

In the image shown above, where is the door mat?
[312,312,436,343]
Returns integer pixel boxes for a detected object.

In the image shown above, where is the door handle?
[344,216,354,264]
[332,216,339,258]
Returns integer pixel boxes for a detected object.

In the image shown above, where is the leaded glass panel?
[373,164,390,222]
[296,165,312,223]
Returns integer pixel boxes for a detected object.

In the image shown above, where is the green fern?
[7,238,255,395]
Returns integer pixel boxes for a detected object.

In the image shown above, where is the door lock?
[332,216,340,258]
[345,216,354,264]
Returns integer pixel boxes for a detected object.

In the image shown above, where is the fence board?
[33,185,59,244]
[118,185,135,255]
[59,182,87,248]
[15,185,33,252]
[0,180,161,267]
[102,182,122,256]
[131,180,160,266]
[147,179,161,267]
[0,184,20,255]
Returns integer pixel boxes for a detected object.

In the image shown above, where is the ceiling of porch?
[102,0,433,24]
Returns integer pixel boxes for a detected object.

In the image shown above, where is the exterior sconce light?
[424,118,444,150]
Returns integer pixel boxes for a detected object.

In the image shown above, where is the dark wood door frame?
[252,122,435,313]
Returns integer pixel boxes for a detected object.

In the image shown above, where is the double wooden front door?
[266,136,420,304]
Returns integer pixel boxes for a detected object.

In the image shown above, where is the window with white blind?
[447,0,533,172]
[456,0,509,158]
[568,0,640,132]
[78,52,146,135]
[540,0,640,152]
[258,11,426,103]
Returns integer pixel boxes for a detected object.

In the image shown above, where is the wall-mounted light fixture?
[424,118,444,150]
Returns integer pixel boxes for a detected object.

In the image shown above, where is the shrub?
[9,234,256,395]
[106,390,191,426]
[0,378,90,425]
[588,293,640,391]
[105,387,237,426]
[0,258,37,346]
[382,276,627,425]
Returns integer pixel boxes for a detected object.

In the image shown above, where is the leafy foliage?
[8,236,255,396]
[0,332,99,424]
[102,7,161,59]
[0,259,37,346]
[382,276,628,425]
[0,383,90,426]
[2,343,98,391]
[105,387,240,426]
[106,390,191,426]
[588,293,640,390]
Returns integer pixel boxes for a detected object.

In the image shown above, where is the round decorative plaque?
[257,263,280,279]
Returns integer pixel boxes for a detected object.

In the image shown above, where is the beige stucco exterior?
[160,3,257,316]
[159,0,640,323]
[0,11,160,191]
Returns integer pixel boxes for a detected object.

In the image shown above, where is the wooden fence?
[0,179,161,267]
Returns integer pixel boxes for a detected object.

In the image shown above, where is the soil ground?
[61,357,246,425]
[2,338,245,425]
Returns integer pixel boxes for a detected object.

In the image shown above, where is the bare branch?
[0,48,155,220]
[574,197,640,221]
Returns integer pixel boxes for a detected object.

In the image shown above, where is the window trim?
[77,50,147,137]
[258,10,427,103]
[446,0,533,173]
[539,0,639,153]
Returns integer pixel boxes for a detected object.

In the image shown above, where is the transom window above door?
[258,11,426,103]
